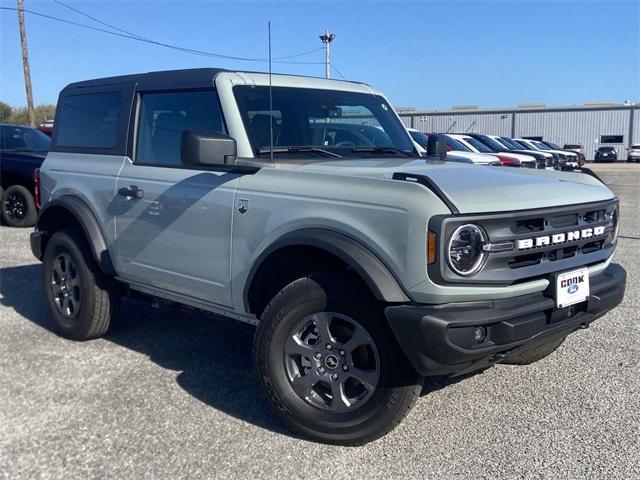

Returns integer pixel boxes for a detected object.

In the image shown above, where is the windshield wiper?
[258,146,342,158]
[351,146,414,157]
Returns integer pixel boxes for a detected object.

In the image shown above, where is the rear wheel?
[502,337,565,366]
[255,272,423,445]
[42,229,119,340]
[1,185,37,227]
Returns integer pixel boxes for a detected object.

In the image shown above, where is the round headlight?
[447,224,487,276]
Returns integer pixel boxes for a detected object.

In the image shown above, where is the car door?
[114,89,240,307]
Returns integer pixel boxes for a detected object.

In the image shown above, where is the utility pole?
[319,30,335,79]
[17,0,35,127]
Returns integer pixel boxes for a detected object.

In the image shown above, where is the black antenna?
[268,21,274,162]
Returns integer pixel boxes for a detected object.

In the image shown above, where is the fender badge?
[237,198,249,214]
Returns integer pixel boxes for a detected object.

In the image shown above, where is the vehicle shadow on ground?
[1,263,469,436]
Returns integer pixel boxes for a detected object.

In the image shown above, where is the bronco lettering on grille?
[516,225,606,250]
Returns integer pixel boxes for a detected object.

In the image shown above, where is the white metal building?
[397,103,640,160]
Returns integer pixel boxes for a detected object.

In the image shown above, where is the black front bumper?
[386,263,626,377]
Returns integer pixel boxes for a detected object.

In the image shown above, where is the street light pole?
[319,30,335,79]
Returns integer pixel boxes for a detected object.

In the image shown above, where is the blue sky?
[1,0,638,109]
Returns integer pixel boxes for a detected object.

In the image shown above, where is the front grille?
[428,199,618,285]
[506,205,609,269]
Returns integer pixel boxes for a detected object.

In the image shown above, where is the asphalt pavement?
[0,163,638,479]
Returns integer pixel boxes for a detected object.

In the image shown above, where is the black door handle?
[117,185,144,199]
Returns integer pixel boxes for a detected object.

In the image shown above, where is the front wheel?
[255,272,423,445]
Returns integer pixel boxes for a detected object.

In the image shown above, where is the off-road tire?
[502,337,565,365]
[255,271,423,446]
[42,228,119,340]
[1,184,37,227]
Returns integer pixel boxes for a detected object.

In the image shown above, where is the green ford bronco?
[30,68,626,445]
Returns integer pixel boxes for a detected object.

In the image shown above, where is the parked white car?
[407,129,498,165]
[485,135,556,170]
[627,144,640,162]
[516,139,580,167]
[447,134,536,167]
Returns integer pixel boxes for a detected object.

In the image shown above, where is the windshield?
[498,137,520,150]
[544,141,561,149]
[514,140,534,150]
[462,136,493,153]
[564,144,582,149]
[445,136,472,152]
[532,140,551,150]
[2,125,51,152]
[473,135,504,151]
[234,86,415,158]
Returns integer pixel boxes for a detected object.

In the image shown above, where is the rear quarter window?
[54,91,123,150]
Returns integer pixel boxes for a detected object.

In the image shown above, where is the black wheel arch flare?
[36,196,117,276]
[243,228,411,313]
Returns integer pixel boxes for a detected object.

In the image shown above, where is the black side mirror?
[427,134,448,159]
[181,131,237,167]
[436,136,448,161]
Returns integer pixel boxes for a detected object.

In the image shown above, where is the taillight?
[496,155,520,166]
[34,168,41,209]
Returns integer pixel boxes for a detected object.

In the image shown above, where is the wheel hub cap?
[284,312,380,413]
[50,252,81,318]
[323,354,340,370]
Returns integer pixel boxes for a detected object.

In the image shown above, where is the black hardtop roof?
[63,68,230,91]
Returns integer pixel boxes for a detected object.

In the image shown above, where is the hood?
[511,149,553,158]
[542,149,578,157]
[495,151,536,163]
[449,151,495,164]
[297,158,614,214]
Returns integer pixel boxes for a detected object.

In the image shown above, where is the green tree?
[9,104,56,126]
[0,101,12,122]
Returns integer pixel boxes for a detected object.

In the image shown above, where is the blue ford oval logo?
[568,284,579,294]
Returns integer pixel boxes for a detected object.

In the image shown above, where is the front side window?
[135,90,225,166]
[56,92,121,149]
[234,86,414,159]
[2,125,50,152]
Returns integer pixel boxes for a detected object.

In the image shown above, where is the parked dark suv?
[1,123,50,226]
[595,146,618,163]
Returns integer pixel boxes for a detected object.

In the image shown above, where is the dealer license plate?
[556,267,589,308]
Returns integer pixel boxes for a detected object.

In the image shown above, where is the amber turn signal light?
[427,230,437,265]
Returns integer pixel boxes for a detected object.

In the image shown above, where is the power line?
[52,0,323,61]
[0,6,324,65]
[52,0,145,40]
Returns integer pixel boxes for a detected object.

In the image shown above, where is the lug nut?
[330,373,339,381]
[314,352,322,360]
[326,344,333,350]
[339,350,345,356]
[318,367,326,375]
[342,365,349,372]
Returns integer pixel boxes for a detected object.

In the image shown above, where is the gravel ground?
[0,163,638,480]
